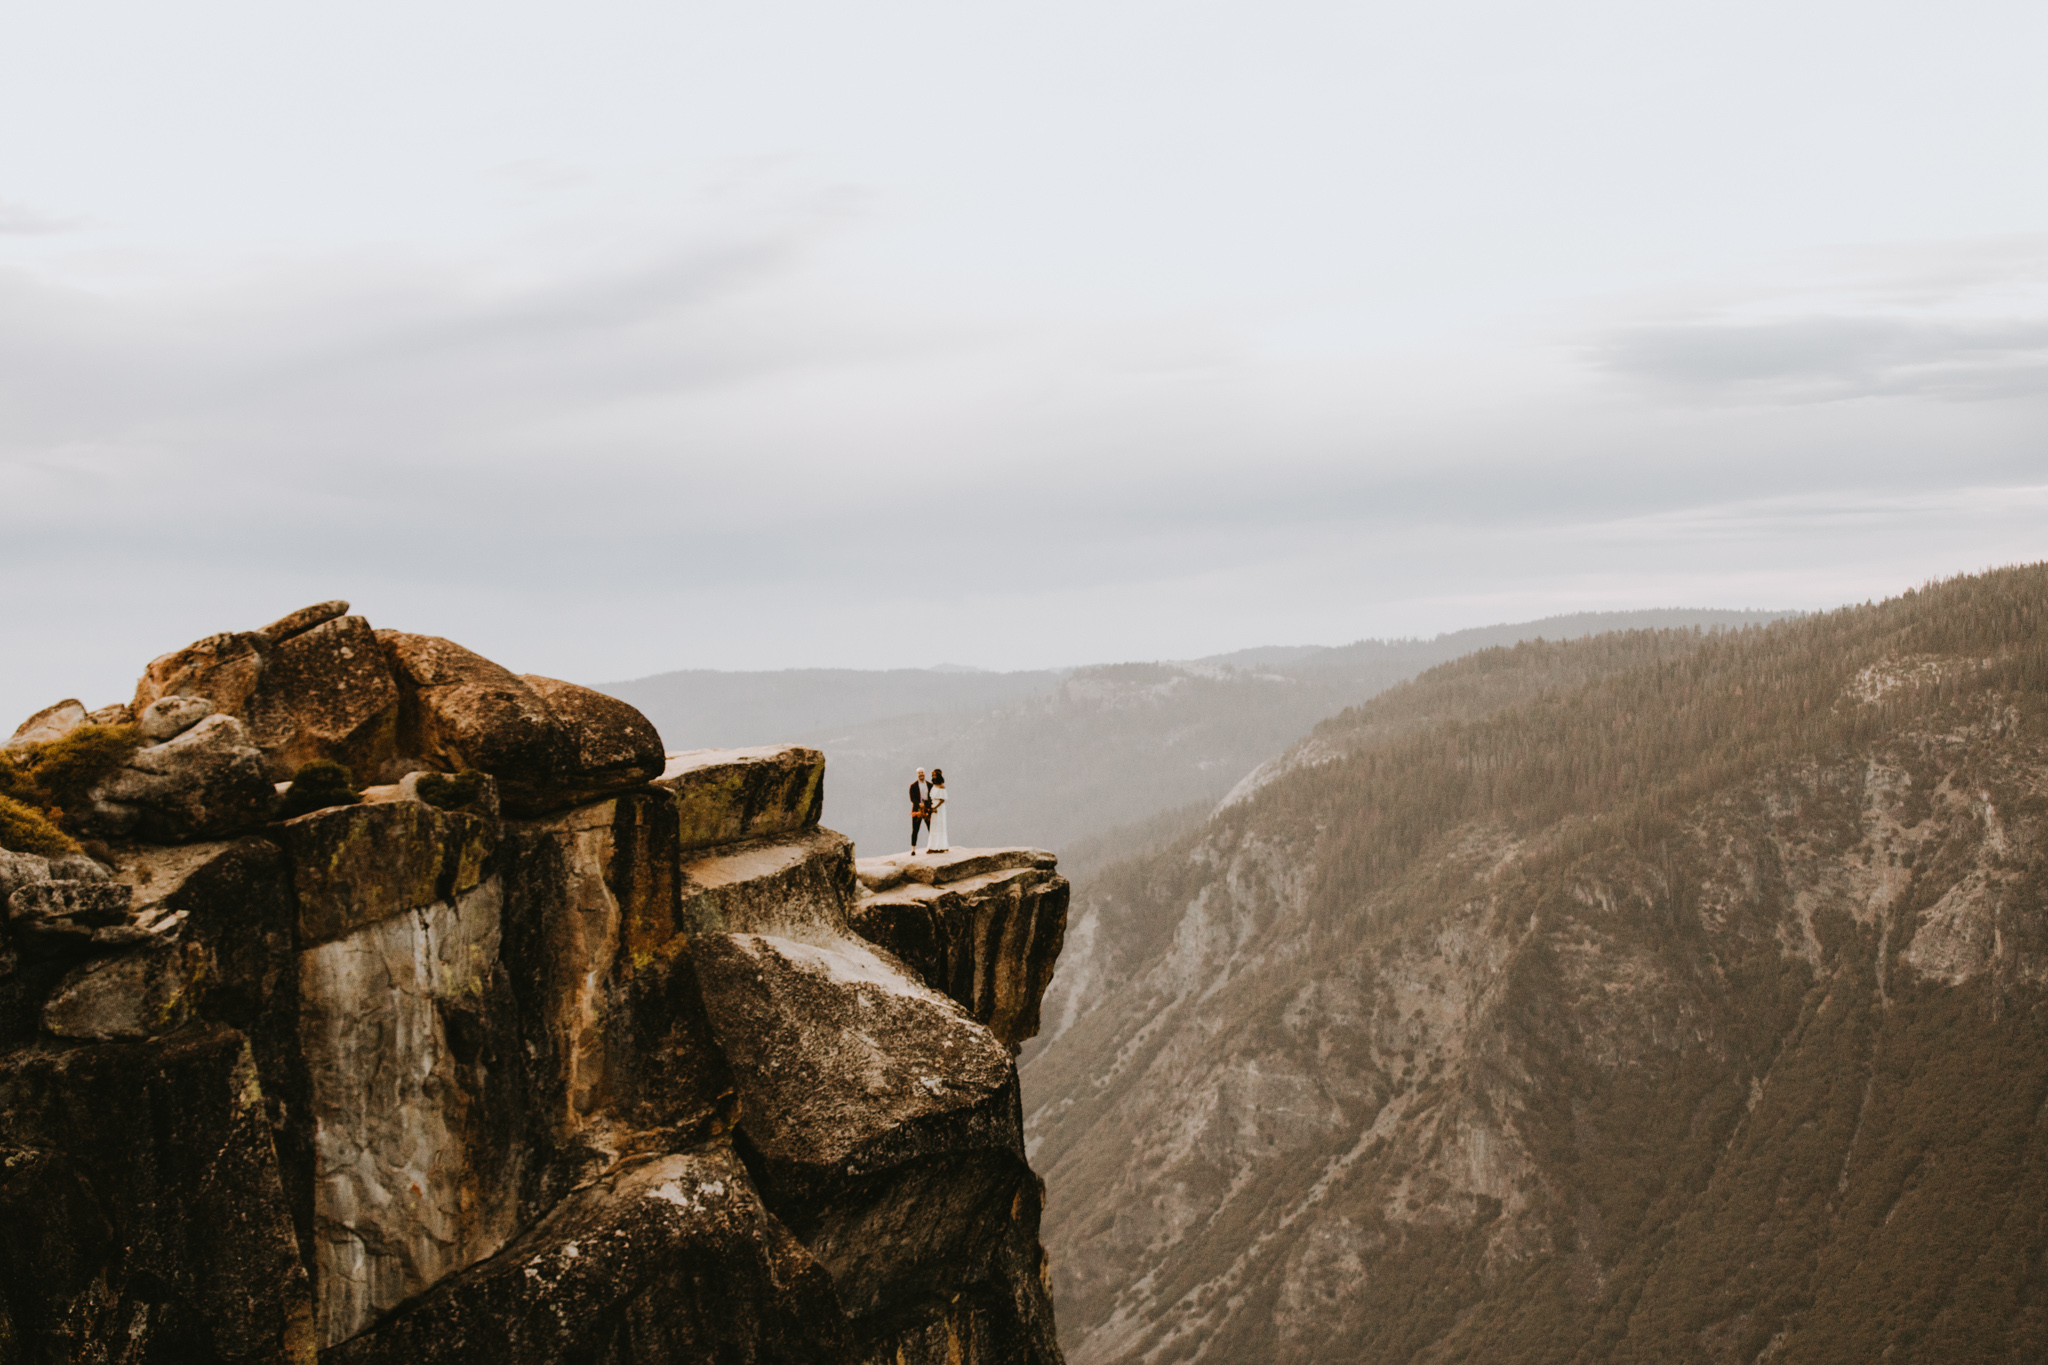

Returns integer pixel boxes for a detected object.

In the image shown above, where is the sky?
[4,0,2047,723]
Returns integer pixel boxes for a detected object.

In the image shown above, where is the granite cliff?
[0,603,1070,1364]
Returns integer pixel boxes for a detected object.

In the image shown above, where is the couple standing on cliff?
[908,768,950,855]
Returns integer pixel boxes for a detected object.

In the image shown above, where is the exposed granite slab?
[855,847,1056,893]
[654,745,826,851]
[324,1142,850,1365]
[276,798,496,946]
[300,878,522,1347]
[679,826,857,938]
[851,854,1069,1052]
[692,932,1042,1333]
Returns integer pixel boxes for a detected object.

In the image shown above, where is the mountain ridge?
[1022,566,2048,1364]
[601,610,1795,863]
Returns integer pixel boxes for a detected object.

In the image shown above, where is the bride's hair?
[931,768,945,785]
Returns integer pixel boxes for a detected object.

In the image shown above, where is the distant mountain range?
[602,610,1792,864]
[1020,566,2048,1363]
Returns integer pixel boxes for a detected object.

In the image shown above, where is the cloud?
[4,221,2047,727]
[0,200,81,235]
[1595,314,2048,402]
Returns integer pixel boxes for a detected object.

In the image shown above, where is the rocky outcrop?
[242,614,403,780]
[681,827,858,936]
[88,712,277,842]
[115,603,663,807]
[854,849,1070,1051]
[6,699,87,748]
[0,1025,315,1362]
[0,609,1069,1364]
[695,931,1060,1362]
[657,744,827,850]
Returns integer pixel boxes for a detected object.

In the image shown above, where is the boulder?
[7,698,86,748]
[323,1143,852,1364]
[379,633,666,815]
[679,828,858,937]
[7,879,133,957]
[133,630,271,716]
[692,932,1033,1325]
[257,598,351,643]
[42,937,206,1040]
[0,850,53,908]
[276,797,496,946]
[129,606,408,783]
[242,614,404,780]
[86,702,134,727]
[850,854,1070,1051]
[400,767,502,819]
[90,713,276,842]
[7,879,131,926]
[520,675,666,803]
[0,1025,315,1361]
[380,632,573,814]
[140,693,216,740]
[655,745,827,851]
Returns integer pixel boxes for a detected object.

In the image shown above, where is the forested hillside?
[1024,565,2048,1365]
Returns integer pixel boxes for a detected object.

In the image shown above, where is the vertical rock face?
[0,606,1070,1364]
[300,879,521,1346]
[852,849,1071,1052]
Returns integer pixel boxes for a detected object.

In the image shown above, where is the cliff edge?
[0,602,1071,1364]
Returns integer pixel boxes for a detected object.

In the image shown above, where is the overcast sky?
[5,0,2047,723]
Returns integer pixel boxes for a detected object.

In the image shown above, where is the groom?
[908,768,932,854]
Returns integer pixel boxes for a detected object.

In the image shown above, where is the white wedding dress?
[926,784,949,852]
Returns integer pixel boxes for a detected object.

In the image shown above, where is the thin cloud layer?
[0,200,78,236]
[5,2,2048,723]
[1599,315,2048,402]
[5,218,2046,725]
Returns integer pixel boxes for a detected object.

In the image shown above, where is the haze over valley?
[604,609,1792,864]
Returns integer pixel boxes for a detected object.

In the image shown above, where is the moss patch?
[276,760,362,821]
[0,792,80,856]
[414,769,487,812]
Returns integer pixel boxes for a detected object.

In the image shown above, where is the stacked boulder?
[0,603,1070,1364]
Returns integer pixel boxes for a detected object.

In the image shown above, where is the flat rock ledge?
[852,849,1070,1052]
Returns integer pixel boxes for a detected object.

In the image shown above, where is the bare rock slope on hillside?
[1026,567,2048,1365]
[0,604,1070,1364]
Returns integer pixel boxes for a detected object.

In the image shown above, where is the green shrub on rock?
[0,752,41,810]
[414,769,488,812]
[11,724,144,817]
[1,724,142,843]
[277,760,362,821]
[0,792,80,857]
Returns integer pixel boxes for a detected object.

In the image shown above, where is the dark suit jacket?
[908,779,930,813]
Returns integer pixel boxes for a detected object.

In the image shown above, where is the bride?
[926,768,950,853]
